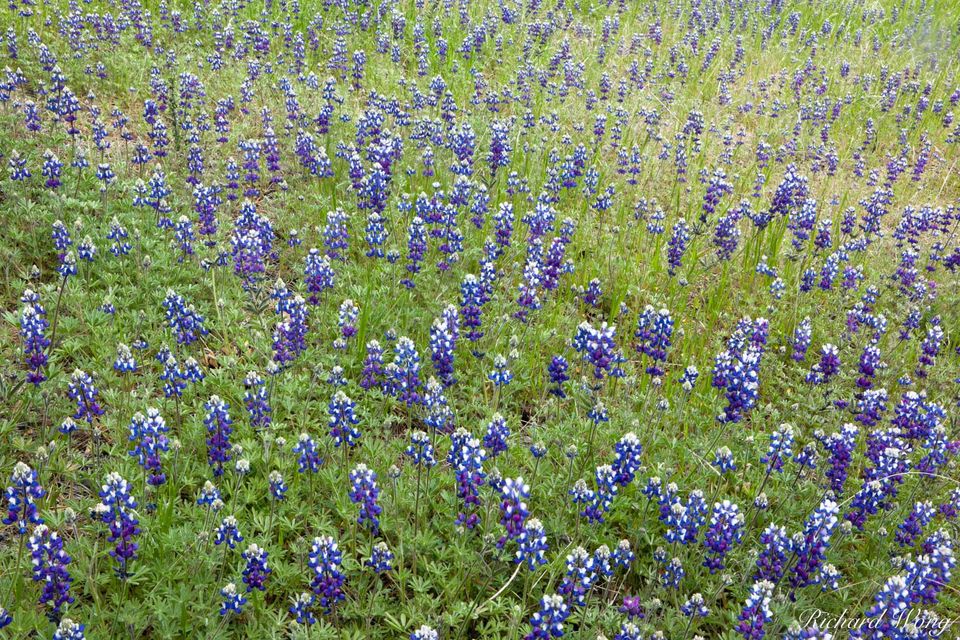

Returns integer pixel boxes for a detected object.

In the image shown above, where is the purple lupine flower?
[323,208,350,260]
[806,344,840,385]
[635,305,673,377]
[67,369,105,424]
[894,501,936,548]
[5,462,45,535]
[98,472,140,579]
[360,340,386,390]
[736,580,774,640]
[162,290,208,346]
[220,582,247,615]
[304,250,335,306]
[483,414,511,458]
[789,498,840,591]
[760,424,794,474]
[337,299,360,344]
[572,321,626,384]
[241,543,270,592]
[272,291,309,368]
[558,546,598,607]
[293,433,322,474]
[349,464,382,533]
[214,516,243,550]
[28,524,73,616]
[754,524,791,583]
[243,371,272,431]
[791,317,812,362]
[448,427,486,529]
[702,500,744,573]
[429,305,459,387]
[547,355,570,398]
[41,150,63,189]
[127,408,169,486]
[328,391,361,448]
[19,289,50,385]
[390,337,423,406]
[496,477,530,548]
[309,535,345,614]
[819,423,859,495]
[855,388,888,427]
[666,218,690,276]
[204,396,233,477]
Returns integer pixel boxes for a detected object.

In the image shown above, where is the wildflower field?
[2,0,960,637]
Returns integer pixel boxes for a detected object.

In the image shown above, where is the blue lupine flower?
[293,433,323,474]
[205,396,233,477]
[406,431,437,467]
[390,337,423,406]
[547,355,570,398]
[365,541,394,574]
[496,477,530,548]
[197,481,221,507]
[448,427,487,529]
[244,371,272,431]
[328,390,361,448]
[28,524,74,615]
[488,354,513,386]
[789,498,840,591]
[411,626,439,640]
[761,424,795,474]
[681,593,710,619]
[635,305,673,377]
[349,464,382,533]
[806,344,840,385]
[268,471,287,501]
[68,369,105,424]
[241,543,270,592]
[702,500,744,573]
[53,619,86,640]
[113,343,137,374]
[572,321,626,384]
[736,580,774,640]
[98,472,140,578]
[524,594,569,639]
[309,535,345,613]
[214,515,243,549]
[516,518,548,570]
[713,447,736,473]
[304,249,335,304]
[5,462,45,535]
[483,414,511,458]
[162,290,208,346]
[128,408,169,486]
[220,582,247,615]
[289,592,316,626]
[19,290,50,386]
